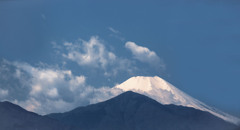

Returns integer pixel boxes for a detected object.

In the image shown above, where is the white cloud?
[17,98,42,112]
[63,36,116,68]
[47,88,58,98]
[125,41,158,62]
[30,84,42,95]
[12,62,85,113]
[0,88,8,98]
[69,76,86,91]
[125,41,165,70]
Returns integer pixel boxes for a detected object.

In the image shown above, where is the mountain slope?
[115,76,240,125]
[48,91,237,130]
[0,101,71,130]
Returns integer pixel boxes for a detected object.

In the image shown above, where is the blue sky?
[0,0,240,116]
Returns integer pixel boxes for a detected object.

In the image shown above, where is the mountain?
[0,101,71,130]
[115,76,240,125]
[48,91,237,130]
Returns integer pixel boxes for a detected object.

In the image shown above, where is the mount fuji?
[1,76,239,129]
[115,76,240,125]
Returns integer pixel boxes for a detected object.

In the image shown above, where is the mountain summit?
[115,76,240,125]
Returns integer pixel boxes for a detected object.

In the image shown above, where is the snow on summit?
[115,76,240,125]
[116,76,198,105]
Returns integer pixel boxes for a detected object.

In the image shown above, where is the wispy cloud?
[108,27,120,34]
[108,27,125,41]
[41,13,46,20]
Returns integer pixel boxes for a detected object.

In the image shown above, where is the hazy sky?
[0,0,240,116]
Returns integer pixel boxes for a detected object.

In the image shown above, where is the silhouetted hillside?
[48,91,237,130]
[0,101,71,130]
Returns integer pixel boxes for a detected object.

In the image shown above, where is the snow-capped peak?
[115,76,240,125]
[116,76,170,92]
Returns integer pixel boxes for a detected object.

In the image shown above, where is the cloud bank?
[0,59,122,114]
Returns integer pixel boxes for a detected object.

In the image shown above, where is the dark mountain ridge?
[48,91,237,130]
[0,91,238,130]
[0,101,71,130]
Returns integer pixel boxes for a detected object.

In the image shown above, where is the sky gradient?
[0,0,240,117]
